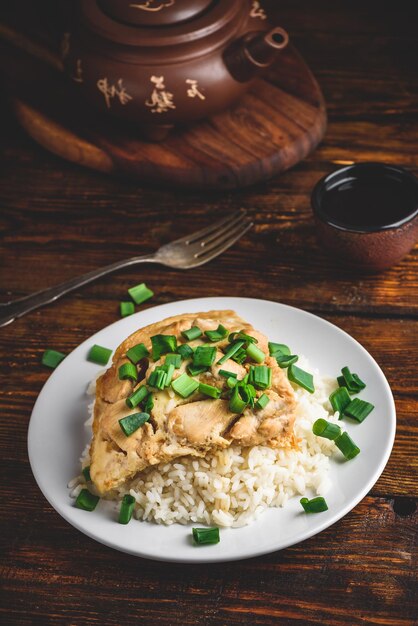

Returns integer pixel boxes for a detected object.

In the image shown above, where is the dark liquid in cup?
[320,175,416,230]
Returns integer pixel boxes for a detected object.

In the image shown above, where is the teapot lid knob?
[98,0,214,26]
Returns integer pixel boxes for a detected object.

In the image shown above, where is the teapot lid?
[98,0,214,26]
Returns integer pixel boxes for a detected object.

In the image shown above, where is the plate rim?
[27,297,396,563]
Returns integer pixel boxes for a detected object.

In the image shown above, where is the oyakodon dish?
[90,310,297,496]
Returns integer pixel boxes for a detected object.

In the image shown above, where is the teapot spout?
[224,27,289,83]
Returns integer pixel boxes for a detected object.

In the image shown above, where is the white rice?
[70,356,343,527]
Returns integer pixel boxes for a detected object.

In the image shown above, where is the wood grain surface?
[0,1,417,625]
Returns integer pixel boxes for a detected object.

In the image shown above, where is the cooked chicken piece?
[229,388,294,446]
[168,399,236,447]
[90,310,297,496]
[211,355,246,380]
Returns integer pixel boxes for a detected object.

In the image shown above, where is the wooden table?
[1,1,417,624]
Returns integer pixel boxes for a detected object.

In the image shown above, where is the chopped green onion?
[148,368,167,390]
[337,367,366,394]
[171,373,199,398]
[219,369,237,379]
[329,386,352,416]
[232,348,247,364]
[246,342,265,363]
[337,375,346,389]
[199,382,221,399]
[151,334,177,361]
[275,354,298,368]
[120,301,135,317]
[118,494,136,524]
[217,340,245,365]
[255,393,270,410]
[87,344,112,366]
[176,344,194,360]
[126,385,149,409]
[119,412,150,436]
[229,331,257,344]
[193,345,216,368]
[192,527,220,545]
[187,363,208,376]
[344,398,374,423]
[128,282,153,305]
[41,349,66,368]
[312,418,342,440]
[268,342,290,356]
[75,489,100,512]
[229,386,247,413]
[300,496,328,513]
[165,353,182,368]
[239,383,256,405]
[335,431,360,459]
[249,365,272,390]
[181,326,202,341]
[118,362,138,382]
[144,394,154,413]
[352,373,366,390]
[340,366,366,394]
[288,364,314,394]
[226,376,238,389]
[147,369,158,387]
[126,343,150,364]
[204,324,228,342]
[160,363,175,386]
[341,366,358,391]
[82,466,91,482]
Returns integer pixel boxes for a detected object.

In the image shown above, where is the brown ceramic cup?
[311,162,418,272]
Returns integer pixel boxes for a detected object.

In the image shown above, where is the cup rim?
[311,162,418,233]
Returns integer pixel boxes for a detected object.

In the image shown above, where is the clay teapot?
[63,0,289,140]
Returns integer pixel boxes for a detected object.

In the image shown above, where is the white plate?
[28,297,396,563]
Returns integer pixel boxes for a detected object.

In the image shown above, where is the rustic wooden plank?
[1,195,417,315]
[265,0,418,37]
[6,234,415,310]
[0,496,416,625]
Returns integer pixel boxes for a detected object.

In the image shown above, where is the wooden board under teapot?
[3,30,326,190]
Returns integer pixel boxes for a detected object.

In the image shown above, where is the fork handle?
[0,254,155,327]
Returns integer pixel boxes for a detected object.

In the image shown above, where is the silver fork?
[0,210,252,327]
